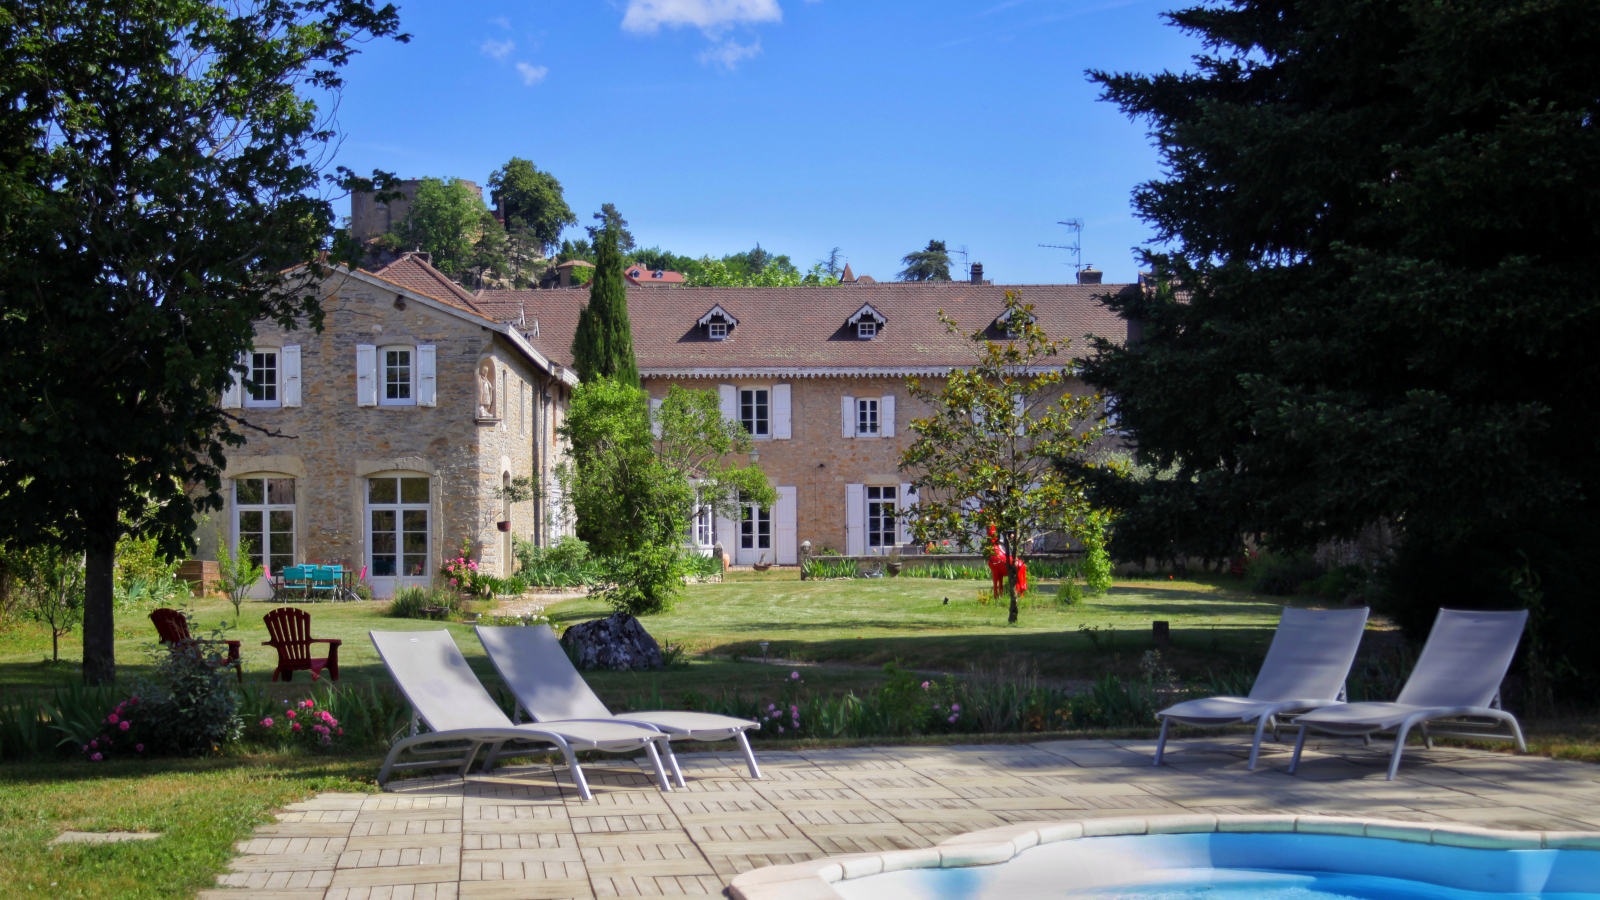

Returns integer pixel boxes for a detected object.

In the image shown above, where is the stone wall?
[217,273,561,597]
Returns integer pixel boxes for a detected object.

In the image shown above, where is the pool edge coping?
[726,815,1600,900]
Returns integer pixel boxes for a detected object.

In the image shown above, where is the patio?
[199,734,1600,900]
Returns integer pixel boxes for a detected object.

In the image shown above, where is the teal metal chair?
[309,565,341,602]
[278,565,311,601]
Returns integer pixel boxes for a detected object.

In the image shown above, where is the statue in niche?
[477,358,496,419]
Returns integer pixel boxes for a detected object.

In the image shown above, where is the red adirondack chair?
[262,607,342,682]
[149,608,243,682]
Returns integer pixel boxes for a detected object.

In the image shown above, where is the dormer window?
[847,303,886,340]
[697,304,739,341]
[994,308,1036,336]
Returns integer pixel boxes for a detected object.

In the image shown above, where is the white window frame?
[740,387,770,439]
[865,485,898,550]
[857,398,880,436]
[740,502,772,553]
[708,321,729,340]
[367,475,431,584]
[856,321,877,339]
[234,476,295,574]
[691,495,714,550]
[244,350,281,408]
[380,345,416,407]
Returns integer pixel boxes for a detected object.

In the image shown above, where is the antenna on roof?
[951,245,971,282]
[1038,219,1085,274]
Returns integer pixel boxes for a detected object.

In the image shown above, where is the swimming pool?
[729,816,1600,900]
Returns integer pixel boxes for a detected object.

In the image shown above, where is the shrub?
[802,557,858,579]
[682,553,721,580]
[441,542,494,598]
[1080,523,1114,594]
[388,585,465,620]
[1244,550,1324,596]
[252,698,343,748]
[114,534,180,587]
[240,683,411,750]
[592,542,685,615]
[113,573,189,610]
[513,535,596,588]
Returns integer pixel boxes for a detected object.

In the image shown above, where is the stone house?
[213,253,575,598]
[474,276,1133,566]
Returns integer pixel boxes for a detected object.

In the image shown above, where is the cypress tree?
[570,219,638,385]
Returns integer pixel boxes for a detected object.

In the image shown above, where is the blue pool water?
[830,834,1600,900]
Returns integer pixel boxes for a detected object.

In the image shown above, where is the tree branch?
[218,411,298,439]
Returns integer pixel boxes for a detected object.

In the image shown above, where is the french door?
[368,475,430,597]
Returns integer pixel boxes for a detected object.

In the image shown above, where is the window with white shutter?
[841,394,856,438]
[718,384,737,422]
[380,346,415,406]
[882,394,896,438]
[222,351,245,409]
[845,483,865,555]
[772,383,792,439]
[244,350,280,408]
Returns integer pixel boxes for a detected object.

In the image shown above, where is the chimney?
[970,263,984,284]
[1077,266,1102,285]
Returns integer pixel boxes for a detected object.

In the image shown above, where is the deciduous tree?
[901,292,1111,624]
[488,157,577,255]
[0,0,405,683]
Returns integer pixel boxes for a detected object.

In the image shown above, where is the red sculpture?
[985,526,1028,599]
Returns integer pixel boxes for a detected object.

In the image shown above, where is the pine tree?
[571,219,639,385]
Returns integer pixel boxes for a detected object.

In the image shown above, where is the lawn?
[0,573,1311,702]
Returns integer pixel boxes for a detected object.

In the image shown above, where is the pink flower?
[81,744,88,752]
[767,703,776,711]
[107,713,119,724]
[261,717,274,727]
[790,671,800,680]
[89,740,97,749]
[304,699,314,708]
[450,578,458,586]
[287,710,296,719]
[789,705,798,713]
[951,704,961,712]
[948,714,958,724]
[292,723,301,732]
[136,744,144,752]
[337,728,343,735]
[119,721,130,732]
[777,725,785,733]
[90,752,103,761]
[921,681,930,690]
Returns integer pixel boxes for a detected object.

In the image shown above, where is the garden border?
[726,814,1600,900]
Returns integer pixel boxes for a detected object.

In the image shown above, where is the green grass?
[0,754,376,900]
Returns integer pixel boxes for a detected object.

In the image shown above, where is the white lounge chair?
[1153,606,1369,769]
[476,624,763,787]
[370,630,676,799]
[1288,608,1529,781]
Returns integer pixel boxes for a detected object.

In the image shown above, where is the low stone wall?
[797,550,1083,580]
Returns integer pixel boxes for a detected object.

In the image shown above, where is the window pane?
[400,477,429,504]
[267,478,294,504]
[371,510,397,576]
[758,508,771,548]
[236,478,264,505]
[239,510,264,567]
[386,349,411,400]
[251,352,277,401]
[402,510,428,576]
[368,477,397,504]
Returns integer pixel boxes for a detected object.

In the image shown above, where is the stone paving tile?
[207,736,1600,899]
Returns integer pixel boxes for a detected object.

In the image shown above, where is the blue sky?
[331,0,1200,285]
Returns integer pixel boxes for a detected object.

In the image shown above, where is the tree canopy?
[378,177,494,278]
[898,240,953,282]
[586,203,635,253]
[487,157,577,255]
[0,0,403,683]
[1079,0,1600,691]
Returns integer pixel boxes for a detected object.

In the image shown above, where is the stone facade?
[214,269,570,598]
[643,374,1090,561]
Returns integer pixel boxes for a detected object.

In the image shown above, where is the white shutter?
[881,394,896,438]
[281,345,302,407]
[221,351,244,409]
[773,383,792,439]
[356,344,377,407]
[775,486,798,564]
[841,394,856,438]
[649,398,663,438]
[1014,394,1026,435]
[845,483,865,556]
[417,344,437,407]
[718,384,737,422]
[899,482,916,544]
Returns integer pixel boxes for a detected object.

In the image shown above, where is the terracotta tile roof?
[369,253,488,317]
[476,282,1132,375]
[625,265,687,286]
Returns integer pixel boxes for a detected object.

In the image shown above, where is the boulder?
[560,613,665,671]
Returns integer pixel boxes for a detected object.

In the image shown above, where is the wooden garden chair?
[149,608,243,682]
[262,607,342,682]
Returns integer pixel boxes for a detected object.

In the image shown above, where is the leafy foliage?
[0,0,406,683]
[215,531,264,625]
[1081,0,1600,688]
[488,157,577,255]
[379,177,497,278]
[388,584,467,619]
[901,291,1114,623]
[558,381,774,614]
[15,545,85,662]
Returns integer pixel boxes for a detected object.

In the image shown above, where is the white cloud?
[481,38,514,59]
[489,16,511,28]
[516,63,548,85]
[697,38,762,69]
[623,0,781,35]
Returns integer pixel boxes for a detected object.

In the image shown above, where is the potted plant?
[496,521,512,532]
[494,476,539,535]
[752,553,772,573]
[886,549,904,577]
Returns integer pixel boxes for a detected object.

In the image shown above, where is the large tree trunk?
[1005,537,1020,624]
[82,512,118,685]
